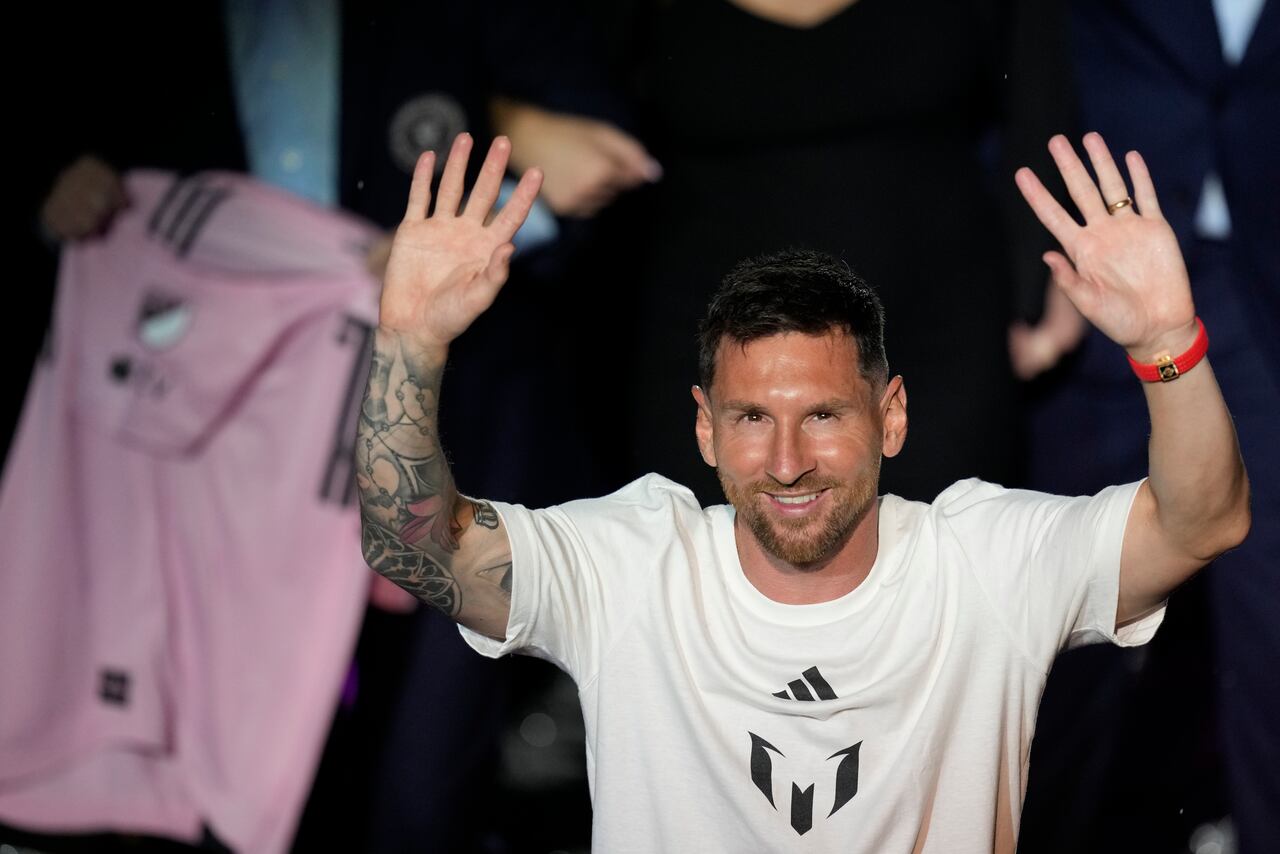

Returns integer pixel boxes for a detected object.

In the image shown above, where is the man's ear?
[880,375,908,459]
[691,385,718,467]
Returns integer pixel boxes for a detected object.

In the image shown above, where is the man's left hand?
[1015,133,1198,362]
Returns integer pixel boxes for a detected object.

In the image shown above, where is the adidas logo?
[772,666,837,701]
[148,176,232,258]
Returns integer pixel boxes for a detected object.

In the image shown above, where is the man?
[357,132,1249,851]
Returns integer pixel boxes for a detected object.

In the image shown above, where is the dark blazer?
[1071,0,1280,358]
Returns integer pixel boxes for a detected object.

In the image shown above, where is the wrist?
[1124,318,1200,365]
[1126,317,1208,383]
[375,325,449,364]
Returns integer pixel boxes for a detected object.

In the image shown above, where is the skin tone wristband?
[1127,317,1209,382]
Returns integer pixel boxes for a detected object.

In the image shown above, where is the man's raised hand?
[379,133,543,353]
[1015,133,1198,362]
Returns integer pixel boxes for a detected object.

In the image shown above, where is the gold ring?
[1106,196,1134,215]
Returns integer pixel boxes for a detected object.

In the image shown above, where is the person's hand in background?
[1008,274,1089,379]
[40,155,130,242]
[492,96,660,219]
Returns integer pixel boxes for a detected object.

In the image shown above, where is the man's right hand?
[40,155,129,242]
[379,133,543,354]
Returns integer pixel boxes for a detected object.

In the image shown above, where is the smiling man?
[357,132,1249,852]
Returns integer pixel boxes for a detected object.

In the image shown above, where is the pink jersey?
[0,171,381,851]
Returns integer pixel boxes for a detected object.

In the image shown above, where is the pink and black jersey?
[0,171,381,852]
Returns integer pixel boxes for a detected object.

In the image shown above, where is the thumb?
[1043,251,1089,305]
[482,243,517,290]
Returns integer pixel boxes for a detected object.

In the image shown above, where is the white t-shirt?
[462,474,1162,853]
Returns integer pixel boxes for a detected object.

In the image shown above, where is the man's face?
[694,331,906,568]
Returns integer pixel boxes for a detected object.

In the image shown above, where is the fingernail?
[644,159,664,182]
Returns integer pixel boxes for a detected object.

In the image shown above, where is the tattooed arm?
[356,133,542,640]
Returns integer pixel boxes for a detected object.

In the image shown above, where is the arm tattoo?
[362,521,461,616]
[355,330,505,615]
[472,500,500,530]
[477,560,513,601]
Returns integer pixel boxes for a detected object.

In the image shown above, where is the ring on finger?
[1106,196,1134,215]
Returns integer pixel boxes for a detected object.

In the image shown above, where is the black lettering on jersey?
[320,315,374,505]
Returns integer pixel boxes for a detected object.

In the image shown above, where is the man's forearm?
[1140,347,1250,559]
[355,328,501,618]
[1118,335,1251,621]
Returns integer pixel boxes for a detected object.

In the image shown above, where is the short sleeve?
[938,478,1162,670]
[458,474,697,684]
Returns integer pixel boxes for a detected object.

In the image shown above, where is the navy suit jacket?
[1072,0,1280,358]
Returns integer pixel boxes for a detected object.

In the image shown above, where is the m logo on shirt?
[748,733,862,836]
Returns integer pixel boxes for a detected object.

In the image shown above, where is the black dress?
[601,0,1072,503]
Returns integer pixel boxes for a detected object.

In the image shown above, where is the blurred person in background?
[566,0,1075,506]
[1011,2,1278,853]
[8,3,651,851]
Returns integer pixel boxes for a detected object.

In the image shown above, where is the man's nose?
[765,422,815,486]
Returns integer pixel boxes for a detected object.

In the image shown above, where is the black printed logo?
[99,669,131,706]
[148,176,232,257]
[749,734,862,836]
[772,665,838,701]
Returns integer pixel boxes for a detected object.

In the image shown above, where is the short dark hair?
[697,249,889,392]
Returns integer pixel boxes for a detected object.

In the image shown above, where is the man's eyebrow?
[718,399,763,412]
[807,398,858,413]
[716,398,858,413]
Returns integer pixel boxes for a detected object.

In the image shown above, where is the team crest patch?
[136,290,193,350]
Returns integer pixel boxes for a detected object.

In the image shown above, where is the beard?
[718,458,881,568]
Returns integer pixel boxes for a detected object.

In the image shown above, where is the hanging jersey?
[0,170,381,852]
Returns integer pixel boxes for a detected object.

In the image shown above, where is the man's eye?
[741,412,764,423]
[813,412,834,421]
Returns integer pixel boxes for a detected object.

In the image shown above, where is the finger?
[592,126,663,184]
[462,136,511,221]
[403,150,436,222]
[490,167,544,242]
[1082,132,1134,216]
[434,133,473,217]
[1014,167,1080,248]
[1043,251,1096,316]
[481,243,517,290]
[1048,135,1107,222]
[1125,150,1163,219]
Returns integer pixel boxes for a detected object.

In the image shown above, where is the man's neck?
[734,499,882,605]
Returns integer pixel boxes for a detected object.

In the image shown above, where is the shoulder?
[930,477,1070,520]
[555,473,704,520]
[502,473,711,549]
[921,477,1144,549]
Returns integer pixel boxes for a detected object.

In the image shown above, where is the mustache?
[743,476,843,495]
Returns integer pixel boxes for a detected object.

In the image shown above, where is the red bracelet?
[1126,317,1208,382]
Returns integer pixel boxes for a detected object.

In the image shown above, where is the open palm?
[1016,133,1196,357]
[380,133,543,351]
